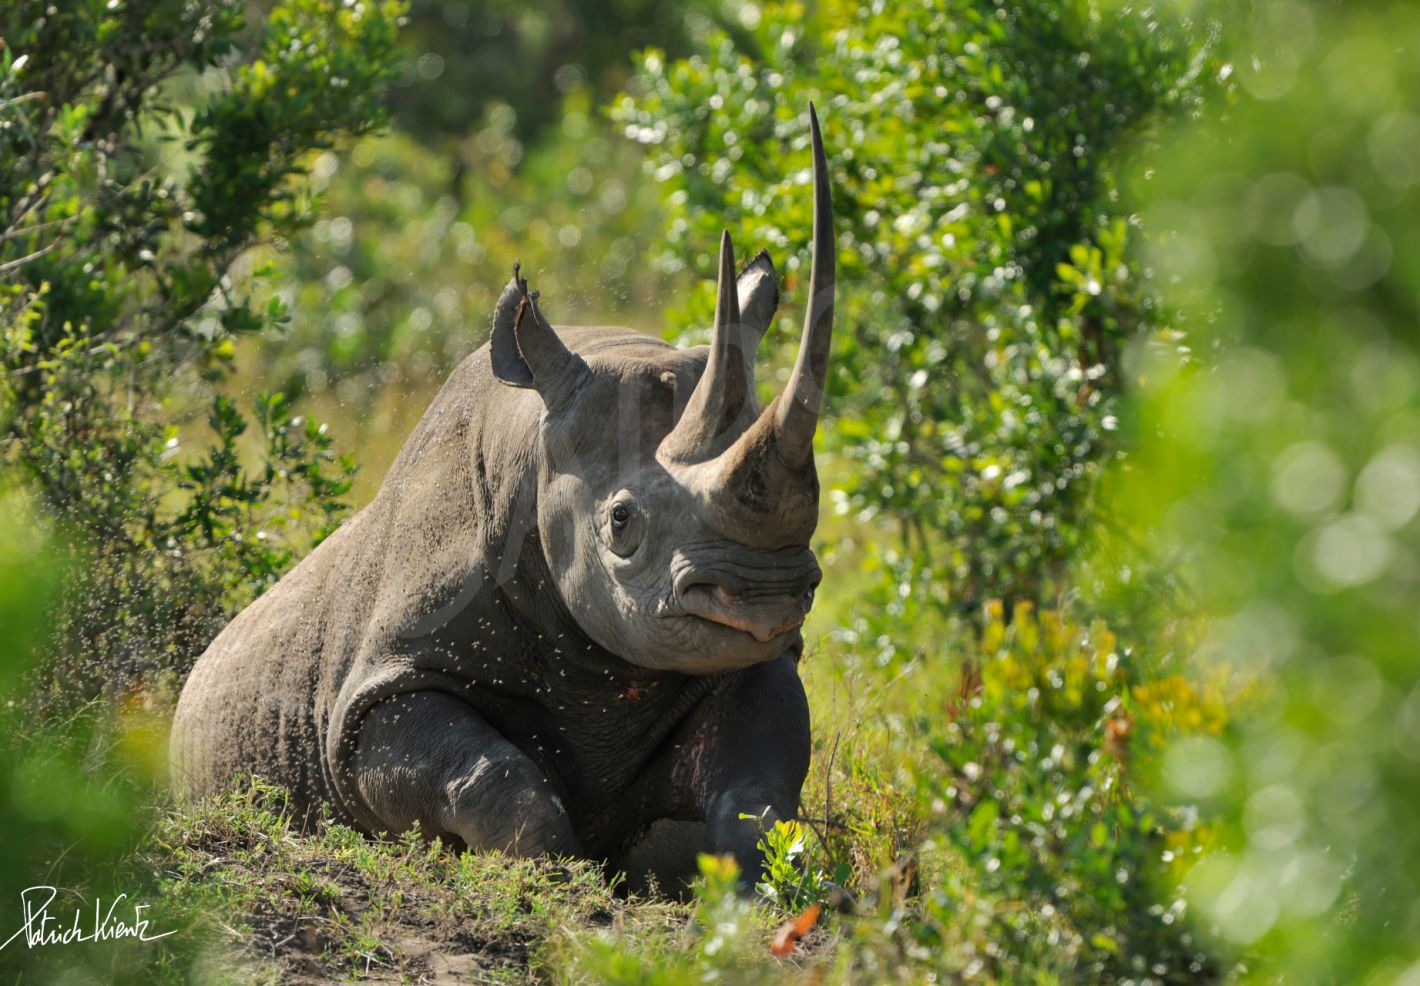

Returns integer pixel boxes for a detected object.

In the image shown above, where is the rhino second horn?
[658,230,758,464]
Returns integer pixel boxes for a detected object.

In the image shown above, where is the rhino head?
[489,106,835,673]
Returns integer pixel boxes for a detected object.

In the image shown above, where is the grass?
[107,605,944,984]
[140,781,807,984]
[96,598,1231,984]
[148,780,622,982]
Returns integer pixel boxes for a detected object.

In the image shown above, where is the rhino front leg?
[352,690,580,857]
[697,654,812,884]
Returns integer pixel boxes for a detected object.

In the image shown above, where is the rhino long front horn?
[773,103,835,468]
[664,104,835,550]
[711,104,834,507]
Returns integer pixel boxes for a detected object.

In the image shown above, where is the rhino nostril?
[672,569,720,600]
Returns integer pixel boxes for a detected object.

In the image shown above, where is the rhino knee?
[444,754,578,857]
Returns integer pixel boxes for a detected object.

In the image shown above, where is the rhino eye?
[605,498,643,558]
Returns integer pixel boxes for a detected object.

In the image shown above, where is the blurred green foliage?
[1113,2,1420,980]
[615,0,1223,630]
[567,853,785,983]
[385,0,712,146]
[0,0,396,706]
[0,494,208,981]
[246,97,674,417]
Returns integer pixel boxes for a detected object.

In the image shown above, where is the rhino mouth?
[667,550,821,644]
[677,583,815,643]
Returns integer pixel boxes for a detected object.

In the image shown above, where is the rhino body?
[171,107,836,888]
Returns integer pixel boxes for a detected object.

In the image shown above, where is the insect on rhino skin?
[169,104,837,891]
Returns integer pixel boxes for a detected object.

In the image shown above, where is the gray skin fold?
[169,105,835,892]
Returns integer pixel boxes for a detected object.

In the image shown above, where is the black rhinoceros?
[170,106,836,890]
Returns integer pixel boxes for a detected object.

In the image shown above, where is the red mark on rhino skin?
[687,729,708,791]
[623,684,644,702]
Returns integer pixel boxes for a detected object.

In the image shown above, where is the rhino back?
[168,507,369,815]
[170,326,685,824]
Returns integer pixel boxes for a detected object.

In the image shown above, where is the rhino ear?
[490,263,587,397]
[491,272,536,387]
[736,249,779,349]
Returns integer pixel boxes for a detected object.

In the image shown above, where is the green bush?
[909,603,1223,982]
[0,0,400,706]
[614,0,1222,628]
[1114,2,1420,980]
[553,603,1233,983]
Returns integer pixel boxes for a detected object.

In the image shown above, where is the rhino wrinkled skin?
[170,106,837,890]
